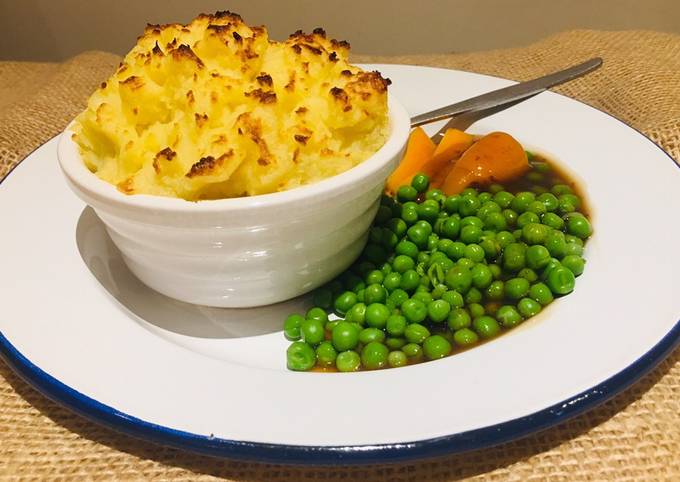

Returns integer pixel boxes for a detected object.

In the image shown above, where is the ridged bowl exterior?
[58,98,410,307]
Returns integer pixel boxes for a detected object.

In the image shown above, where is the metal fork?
[410,57,603,143]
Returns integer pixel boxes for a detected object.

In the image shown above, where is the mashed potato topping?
[72,11,390,200]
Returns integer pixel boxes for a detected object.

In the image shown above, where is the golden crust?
[73,11,389,200]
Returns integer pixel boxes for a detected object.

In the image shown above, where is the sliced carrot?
[386,127,436,194]
[421,128,474,179]
[441,131,529,195]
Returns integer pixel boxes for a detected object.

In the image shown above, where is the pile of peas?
[284,157,592,372]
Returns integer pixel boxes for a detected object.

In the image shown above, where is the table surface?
[1,29,679,481]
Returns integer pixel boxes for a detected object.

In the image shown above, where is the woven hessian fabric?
[1,29,679,480]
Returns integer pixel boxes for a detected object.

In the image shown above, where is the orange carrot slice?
[422,129,474,179]
[386,127,436,194]
[441,132,529,195]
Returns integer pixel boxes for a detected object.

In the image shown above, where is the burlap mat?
[1,30,679,480]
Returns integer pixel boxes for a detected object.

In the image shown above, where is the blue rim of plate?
[1,70,679,465]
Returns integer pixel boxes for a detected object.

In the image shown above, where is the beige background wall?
[1,0,679,60]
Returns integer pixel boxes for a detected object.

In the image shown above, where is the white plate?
[1,65,679,465]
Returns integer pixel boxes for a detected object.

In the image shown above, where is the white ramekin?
[58,97,410,307]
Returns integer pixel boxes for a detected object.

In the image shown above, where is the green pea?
[545,230,567,258]
[445,265,472,293]
[529,282,554,306]
[505,277,530,300]
[404,323,431,344]
[365,269,384,285]
[423,335,452,360]
[464,243,485,263]
[496,231,515,249]
[559,193,581,209]
[395,240,418,259]
[517,211,540,228]
[522,222,550,245]
[300,318,325,345]
[489,183,505,194]
[518,268,538,283]
[397,185,418,202]
[315,341,337,367]
[386,315,407,336]
[446,241,466,260]
[305,307,328,324]
[387,218,408,238]
[494,191,515,208]
[546,266,576,295]
[401,203,419,224]
[513,229,523,241]
[485,280,505,301]
[502,243,526,272]
[441,290,464,308]
[526,200,547,216]
[526,245,551,270]
[448,308,472,330]
[443,195,461,214]
[564,242,584,256]
[479,238,499,260]
[369,226,383,244]
[385,337,406,350]
[401,298,428,323]
[541,212,564,230]
[407,224,430,248]
[365,303,390,329]
[331,321,359,351]
[511,192,535,213]
[518,297,542,317]
[473,316,501,339]
[399,269,421,291]
[411,173,430,193]
[388,350,408,368]
[454,327,479,346]
[503,209,518,227]
[388,289,409,308]
[496,305,523,328]
[562,255,586,276]
[471,264,493,289]
[537,192,559,212]
[428,299,451,323]
[417,200,440,223]
[565,214,592,239]
[465,287,482,304]
[284,314,304,341]
[427,233,439,251]
[412,291,433,305]
[565,234,584,246]
[461,187,478,197]
[460,216,483,228]
[426,188,445,202]
[334,291,358,315]
[381,229,399,249]
[286,342,316,371]
[468,302,485,319]
[347,302,366,325]
[416,251,430,265]
[383,272,401,292]
[478,192,492,204]
[459,196,481,216]
[359,327,386,344]
[460,225,482,244]
[551,184,573,196]
[489,263,502,279]
[336,350,361,372]
[364,284,387,305]
[324,279,343,296]
[483,212,507,231]
[402,342,423,360]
